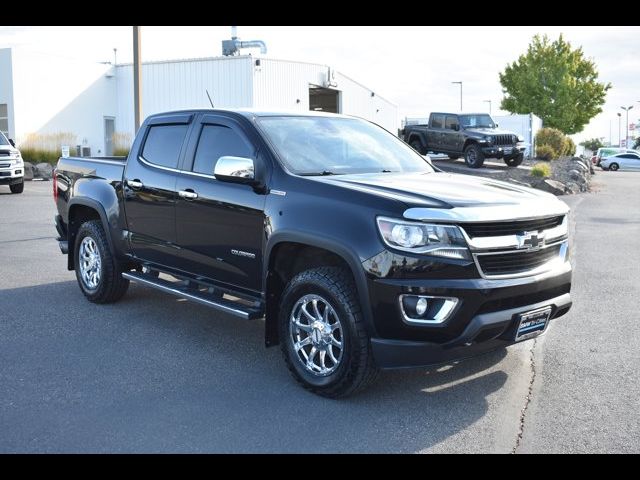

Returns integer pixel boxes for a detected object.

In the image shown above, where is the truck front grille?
[0,163,10,168]
[493,134,514,146]
[462,216,564,238]
[475,243,563,277]
[0,171,11,177]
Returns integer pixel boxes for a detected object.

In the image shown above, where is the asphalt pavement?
[0,174,638,453]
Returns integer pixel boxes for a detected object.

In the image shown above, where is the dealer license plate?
[503,147,513,154]
[515,306,552,341]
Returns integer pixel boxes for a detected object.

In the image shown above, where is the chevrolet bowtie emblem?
[516,231,546,251]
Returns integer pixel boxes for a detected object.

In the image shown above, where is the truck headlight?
[377,217,470,260]
[10,156,23,166]
[517,135,524,142]
[484,136,493,145]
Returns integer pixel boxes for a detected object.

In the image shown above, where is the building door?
[104,117,115,156]
[309,85,340,113]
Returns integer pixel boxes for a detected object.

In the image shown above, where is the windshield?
[460,114,495,129]
[0,132,9,146]
[257,116,434,176]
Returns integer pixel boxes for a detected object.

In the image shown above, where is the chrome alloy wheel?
[290,294,344,376]
[79,236,102,290]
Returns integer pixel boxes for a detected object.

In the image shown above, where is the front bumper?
[481,145,525,159]
[365,259,572,368]
[372,292,571,369]
[0,165,24,185]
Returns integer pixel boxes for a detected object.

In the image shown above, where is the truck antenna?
[206,90,214,108]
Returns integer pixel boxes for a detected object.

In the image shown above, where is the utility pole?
[133,26,142,133]
[483,100,492,115]
[452,81,463,111]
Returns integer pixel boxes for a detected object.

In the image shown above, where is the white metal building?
[493,113,543,157]
[0,47,398,156]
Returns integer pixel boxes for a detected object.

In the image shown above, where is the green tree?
[500,35,611,134]
[580,137,605,152]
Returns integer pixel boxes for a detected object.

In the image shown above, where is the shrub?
[535,145,556,161]
[563,136,576,156]
[18,132,78,165]
[535,127,566,158]
[112,132,132,157]
[531,162,552,178]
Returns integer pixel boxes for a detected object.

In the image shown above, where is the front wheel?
[279,267,379,398]
[504,153,523,167]
[464,144,485,168]
[609,163,619,171]
[74,220,129,303]
[9,181,24,194]
[410,139,426,155]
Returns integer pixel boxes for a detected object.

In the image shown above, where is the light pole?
[621,106,633,148]
[617,112,622,147]
[483,100,492,115]
[452,81,463,111]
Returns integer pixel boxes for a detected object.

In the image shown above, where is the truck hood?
[307,171,568,219]
[464,127,516,136]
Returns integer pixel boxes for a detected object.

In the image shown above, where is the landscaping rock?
[532,178,566,196]
[569,169,586,184]
[564,182,580,194]
[571,160,589,173]
[23,162,35,181]
[35,163,53,180]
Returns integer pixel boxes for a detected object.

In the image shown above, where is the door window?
[430,114,445,129]
[192,124,252,175]
[445,115,459,130]
[141,124,188,169]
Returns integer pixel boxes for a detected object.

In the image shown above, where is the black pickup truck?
[403,112,526,168]
[54,109,572,398]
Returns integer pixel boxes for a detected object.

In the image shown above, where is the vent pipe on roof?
[222,26,267,56]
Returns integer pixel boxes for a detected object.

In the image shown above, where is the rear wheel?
[9,181,24,194]
[504,153,524,167]
[464,144,485,168]
[279,267,379,398]
[609,163,619,171]
[74,220,129,303]
[410,139,426,155]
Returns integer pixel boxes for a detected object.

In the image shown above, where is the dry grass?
[19,132,78,164]
[112,132,132,157]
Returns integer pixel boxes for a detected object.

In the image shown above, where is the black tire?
[279,267,379,398]
[464,144,485,168]
[504,153,523,167]
[448,155,460,160]
[410,139,426,155]
[74,220,129,304]
[9,181,24,194]
[609,163,619,171]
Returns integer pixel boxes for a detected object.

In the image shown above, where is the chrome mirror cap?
[214,156,255,183]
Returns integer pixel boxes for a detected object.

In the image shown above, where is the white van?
[0,132,24,194]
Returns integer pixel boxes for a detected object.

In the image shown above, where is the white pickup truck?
[0,132,24,194]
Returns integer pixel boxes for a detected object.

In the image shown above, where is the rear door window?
[431,114,445,129]
[142,124,189,169]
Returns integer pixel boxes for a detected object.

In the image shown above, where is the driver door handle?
[178,189,198,200]
[126,179,143,189]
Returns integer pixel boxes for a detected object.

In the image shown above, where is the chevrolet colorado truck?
[0,132,24,194]
[54,109,572,398]
[403,112,526,168]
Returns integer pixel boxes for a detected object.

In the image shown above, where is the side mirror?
[452,125,460,131]
[214,156,256,184]
[494,123,499,128]
[8,138,15,147]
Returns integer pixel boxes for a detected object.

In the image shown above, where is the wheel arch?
[67,199,114,270]
[263,232,376,347]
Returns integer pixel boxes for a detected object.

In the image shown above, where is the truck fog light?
[415,297,428,316]
[399,295,459,325]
